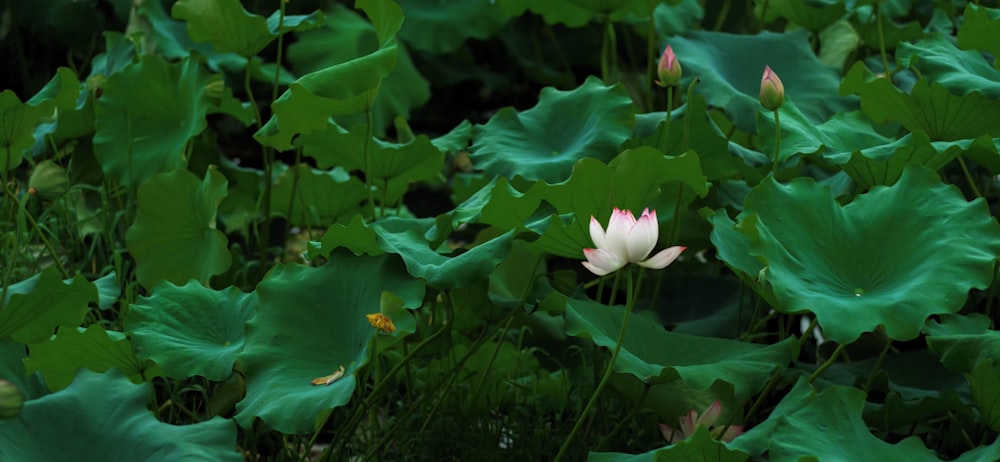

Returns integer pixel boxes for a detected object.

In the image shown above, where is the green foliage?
[471,76,635,184]
[93,55,214,185]
[6,0,1000,459]
[126,281,256,381]
[125,167,231,289]
[0,268,96,344]
[235,253,424,434]
[24,325,160,391]
[721,165,1000,343]
[0,369,242,461]
[565,297,795,399]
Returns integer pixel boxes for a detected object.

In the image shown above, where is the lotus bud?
[0,380,25,420]
[655,45,682,88]
[28,160,70,200]
[759,65,785,111]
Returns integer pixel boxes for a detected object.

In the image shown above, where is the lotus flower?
[759,65,785,111]
[582,208,685,276]
[655,45,682,88]
[659,400,744,444]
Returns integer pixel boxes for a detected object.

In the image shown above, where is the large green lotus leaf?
[737,165,1000,344]
[897,33,1000,99]
[125,167,231,290]
[755,100,891,167]
[768,384,939,461]
[565,298,795,400]
[957,5,1000,67]
[924,313,1000,373]
[268,164,369,227]
[234,253,425,434]
[668,30,853,132]
[93,55,212,185]
[171,0,273,57]
[24,325,160,391]
[590,426,750,462]
[257,0,407,149]
[0,67,79,172]
[372,217,515,289]
[397,0,509,53]
[841,62,1000,141]
[0,369,242,461]
[469,76,635,184]
[125,281,256,381]
[825,131,998,188]
[298,122,444,204]
[767,0,846,32]
[0,268,97,344]
[286,3,428,137]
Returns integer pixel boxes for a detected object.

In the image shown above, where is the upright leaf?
[93,55,213,185]
[126,167,231,290]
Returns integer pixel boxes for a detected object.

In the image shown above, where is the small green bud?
[28,160,70,200]
[0,380,25,420]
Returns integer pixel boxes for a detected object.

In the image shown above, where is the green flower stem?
[322,303,453,458]
[271,0,286,102]
[681,78,699,151]
[956,156,983,198]
[657,89,674,154]
[808,343,846,383]
[470,254,543,404]
[759,0,770,31]
[862,333,893,393]
[720,365,781,439]
[771,109,781,176]
[645,0,656,111]
[795,317,818,353]
[555,269,636,462]
[600,18,617,84]
[5,188,69,278]
[875,0,892,81]
[364,95,378,219]
[713,0,732,31]
[244,60,273,262]
[596,382,651,450]
[985,262,999,324]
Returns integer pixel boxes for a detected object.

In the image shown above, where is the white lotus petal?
[604,208,634,260]
[582,248,623,276]
[589,216,607,250]
[625,208,658,262]
[637,246,685,269]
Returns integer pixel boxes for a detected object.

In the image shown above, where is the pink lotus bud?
[655,45,682,88]
[759,65,785,111]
